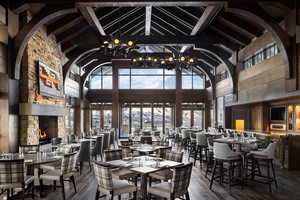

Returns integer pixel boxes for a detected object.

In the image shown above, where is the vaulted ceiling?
[10,0,294,80]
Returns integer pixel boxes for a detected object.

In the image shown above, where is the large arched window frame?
[89,66,113,89]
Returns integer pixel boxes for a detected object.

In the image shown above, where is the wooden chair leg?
[185,191,190,200]
[95,189,100,200]
[54,180,57,191]
[60,177,66,200]
[118,195,121,200]
[210,160,217,190]
[89,161,92,172]
[271,160,278,188]
[71,175,77,193]
[40,179,43,197]
[31,182,35,199]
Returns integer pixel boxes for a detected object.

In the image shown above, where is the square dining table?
[106,155,183,199]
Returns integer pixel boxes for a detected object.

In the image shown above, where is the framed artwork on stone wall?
[38,61,64,98]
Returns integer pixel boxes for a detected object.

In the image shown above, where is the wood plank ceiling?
[11,1,292,77]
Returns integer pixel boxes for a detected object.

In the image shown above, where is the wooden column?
[204,100,211,129]
[175,69,182,127]
[112,62,119,129]
[74,98,82,136]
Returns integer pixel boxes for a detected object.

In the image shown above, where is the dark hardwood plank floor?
[2,150,300,200]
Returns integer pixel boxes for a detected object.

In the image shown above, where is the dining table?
[130,135,161,143]
[213,136,259,152]
[106,155,183,199]
[129,144,170,154]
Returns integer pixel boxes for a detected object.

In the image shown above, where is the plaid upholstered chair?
[149,151,184,184]
[104,149,137,183]
[121,146,132,158]
[156,146,172,159]
[93,161,137,200]
[0,159,34,199]
[39,152,78,200]
[19,144,40,154]
[148,162,193,200]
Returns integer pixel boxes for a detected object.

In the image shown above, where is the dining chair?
[104,150,138,184]
[93,161,137,200]
[102,133,109,152]
[0,159,35,199]
[246,142,278,193]
[78,140,92,174]
[193,134,208,168]
[92,136,103,161]
[39,152,78,200]
[121,146,132,158]
[19,144,40,154]
[209,142,243,191]
[109,130,115,149]
[141,136,152,144]
[147,162,193,200]
[156,146,172,159]
[149,151,184,185]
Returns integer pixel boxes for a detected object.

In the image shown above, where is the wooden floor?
[2,150,300,200]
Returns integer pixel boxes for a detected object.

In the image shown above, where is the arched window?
[89,66,113,89]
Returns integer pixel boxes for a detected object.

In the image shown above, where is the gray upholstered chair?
[93,161,137,200]
[0,159,35,199]
[148,162,193,200]
[78,140,92,174]
[92,136,103,161]
[39,152,78,200]
[104,150,138,184]
[102,133,109,152]
[149,151,183,184]
[109,130,115,149]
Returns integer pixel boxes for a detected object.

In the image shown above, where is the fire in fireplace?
[39,116,58,145]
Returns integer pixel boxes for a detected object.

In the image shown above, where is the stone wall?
[20,26,67,145]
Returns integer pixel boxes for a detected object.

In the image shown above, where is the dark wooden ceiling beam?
[209,22,251,46]
[76,1,228,7]
[56,21,90,43]
[47,13,82,35]
[145,5,152,36]
[191,5,222,35]
[79,7,106,36]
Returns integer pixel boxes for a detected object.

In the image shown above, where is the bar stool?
[205,136,214,178]
[246,142,278,193]
[209,142,243,191]
[193,134,208,168]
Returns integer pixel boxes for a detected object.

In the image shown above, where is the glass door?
[182,110,191,128]
[194,110,203,129]
[91,110,101,130]
[142,106,152,130]
[131,107,141,134]
[103,110,112,129]
[120,107,130,138]
[153,106,163,131]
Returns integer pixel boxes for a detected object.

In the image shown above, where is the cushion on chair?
[112,179,137,196]
[149,169,173,181]
[147,182,172,199]
[39,170,76,181]
[0,175,34,189]
[112,168,137,180]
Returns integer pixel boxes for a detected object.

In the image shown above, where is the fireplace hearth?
[39,116,58,145]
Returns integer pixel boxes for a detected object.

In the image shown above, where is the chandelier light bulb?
[180,56,186,62]
[189,58,194,63]
[138,57,143,61]
[103,40,109,45]
[153,58,158,62]
[127,41,134,46]
[147,57,152,61]
[168,57,174,62]
[160,60,166,65]
[114,39,120,45]
[132,58,137,62]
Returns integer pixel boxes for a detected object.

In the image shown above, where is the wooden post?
[112,62,119,129]
[175,69,182,127]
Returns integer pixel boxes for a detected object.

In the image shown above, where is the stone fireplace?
[19,103,67,145]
